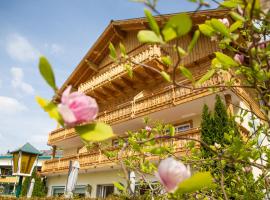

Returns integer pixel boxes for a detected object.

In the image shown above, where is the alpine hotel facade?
[41,9,265,197]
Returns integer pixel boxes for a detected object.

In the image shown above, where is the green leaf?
[36,96,64,126]
[229,21,243,32]
[109,42,117,61]
[39,56,57,91]
[161,56,172,66]
[187,30,200,53]
[199,24,215,37]
[229,11,245,22]
[163,13,192,38]
[114,182,125,192]
[196,69,215,85]
[175,172,214,194]
[211,58,222,69]
[124,63,133,78]
[210,18,230,37]
[149,147,167,155]
[220,0,241,8]
[215,52,238,67]
[169,125,175,136]
[179,66,194,82]
[177,47,187,57]
[162,27,177,42]
[144,9,160,36]
[119,42,127,57]
[137,30,164,44]
[75,122,114,142]
[160,71,171,82]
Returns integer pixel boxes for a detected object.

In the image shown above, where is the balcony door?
[96,184,114,198]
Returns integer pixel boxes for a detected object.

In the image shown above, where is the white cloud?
[6,33,40,62]
[44,43,64,54]
[30,134,48,145]
[11,67,34,94]
[0,96,27,114]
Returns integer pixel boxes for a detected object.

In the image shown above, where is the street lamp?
[10,143,42,198]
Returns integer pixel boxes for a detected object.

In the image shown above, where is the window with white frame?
[96,184,114,198]
[165,121,192,134]
[112,139,119,147]
[175,123,191,132]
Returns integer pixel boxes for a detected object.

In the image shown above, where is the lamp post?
[10,143,41,198]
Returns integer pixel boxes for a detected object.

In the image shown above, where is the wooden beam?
[102,86,117,98]
[133,71,146,83]
[85,59,98,72]
[110,82,125,94]
[93,91,107,100]
[112,25,126,40]
[120,77,136,90]
[142,67,158,80]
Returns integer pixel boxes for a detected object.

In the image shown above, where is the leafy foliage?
[21,169,46,198]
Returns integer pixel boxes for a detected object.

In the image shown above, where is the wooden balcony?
[42,128,200,175]
[47,73,229,146]
[78,45,162,94]
[0,176,18,183]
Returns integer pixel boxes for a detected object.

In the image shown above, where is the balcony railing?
[42,128,200,174]
[0,176,18,183]
[78,45,162,93]
[48,73,229,145]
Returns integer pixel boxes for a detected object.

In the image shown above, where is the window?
[112,139,119,147]
[52,186,86,197]
[52,186,65,197]
[0,167,12,176]
[175,123,191,132]
[165,121,192,134]
[96,184,114,198]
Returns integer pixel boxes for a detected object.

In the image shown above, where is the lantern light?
[10,143,42,198]
[10,143,42,177]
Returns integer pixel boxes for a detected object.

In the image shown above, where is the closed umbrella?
[129,171,136,194]
[65,161,80,198]
[27,178,35,198]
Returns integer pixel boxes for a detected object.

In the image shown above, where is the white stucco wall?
[46,169,157,198]
[47,169,127,198]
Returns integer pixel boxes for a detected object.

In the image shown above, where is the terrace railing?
[42,128,200,174]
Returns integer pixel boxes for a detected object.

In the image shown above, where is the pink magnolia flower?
[219,18,230,27]
[259,43,266,49]
[155,157,191,192]
[234,53,244,64]
[58,86,98,127]
[145,126,152,132]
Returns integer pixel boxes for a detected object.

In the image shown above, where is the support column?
[225,94,234,116]
[52,146,56,159]
[15,176,23,198]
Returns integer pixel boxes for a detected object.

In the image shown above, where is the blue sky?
[0,0,217,153]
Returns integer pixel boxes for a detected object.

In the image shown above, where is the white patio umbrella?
[129,171,136,194]
[27,178,35,198]
[65,161,80,198]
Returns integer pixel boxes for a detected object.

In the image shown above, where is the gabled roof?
[55,8,228,100]
[10,142,42,155]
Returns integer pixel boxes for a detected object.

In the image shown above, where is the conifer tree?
[200,104,213,157]
[20,168,46,197]
[213,95,229,145]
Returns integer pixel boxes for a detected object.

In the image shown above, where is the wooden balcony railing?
[42,128,200,174]
[78,45,161,93]
[0,176,18,183]
[48,73,229,145]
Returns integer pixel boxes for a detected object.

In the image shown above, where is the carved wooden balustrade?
[42,128,200,174]
[0,176,18,183]
[78,45,162,93]
[47,73,229,145]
